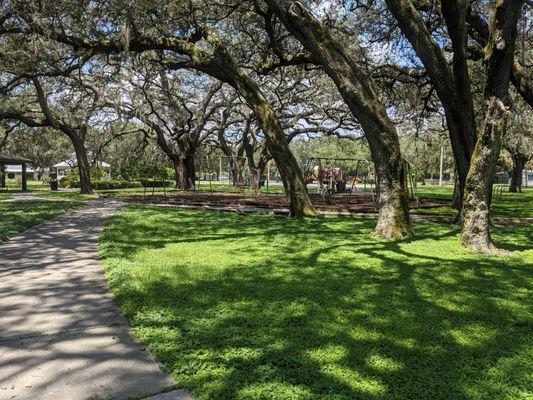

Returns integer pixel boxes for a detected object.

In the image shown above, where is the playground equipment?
[197,154,218,193]
[218,155,250,190]
[304,157,418,204]
[492,184,509,200]
[304,157,375,197]
[142,153,168,197]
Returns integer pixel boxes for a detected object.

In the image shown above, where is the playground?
[0,1,530,397]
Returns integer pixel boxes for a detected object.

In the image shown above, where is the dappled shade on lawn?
[100,208,533,400]
[0,201,82,242]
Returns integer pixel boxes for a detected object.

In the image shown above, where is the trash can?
[49,172,58,191]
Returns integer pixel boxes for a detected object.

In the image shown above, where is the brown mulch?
[117,191,448,214]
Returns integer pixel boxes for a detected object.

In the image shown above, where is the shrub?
[114,165,172,181]
[59,179,143,190]
[93,181,143,190]
[140,179,173,188]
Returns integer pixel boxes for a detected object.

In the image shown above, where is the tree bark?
[70,135,92,195]
[228,157,245,187]
[31,77,93,194]
[466,4,533,108]
[461,0,523,251]
[177,154,196,190]
[249,153,270,190]
[384,0,476,217]
[266,0,411,237]
[0,164,6,189]
[451,176,462,213]
[509,154,527,193]
[171,157,180,189]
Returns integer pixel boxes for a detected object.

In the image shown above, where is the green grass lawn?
[37,190,97,201]
[94,181,286,197]
[412,186,533,218]
[2,179,50,191]
[0,201,83,242]
[100,207,533,400]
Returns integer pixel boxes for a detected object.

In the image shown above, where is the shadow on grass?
[0,201,82,242]
[100,207,533,400]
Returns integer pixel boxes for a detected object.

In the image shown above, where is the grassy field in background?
[37,191,97,200]
[411,186,533,218]
[0,201,83,242]
[8,180,531,218]
[100,207,533,400]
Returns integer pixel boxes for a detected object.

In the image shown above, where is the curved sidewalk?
[0,202,187,400]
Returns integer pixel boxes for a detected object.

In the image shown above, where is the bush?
[93,181,143,190]
[140,179,173,188]
[60,179,142,190]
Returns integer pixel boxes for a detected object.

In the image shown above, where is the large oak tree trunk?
[509,154,527,192]
[267,0,411,237]
[70,135,92,195]
[461,0,523,251]
[229,157,245,187]
[178,155,196,190]
[461,99,506,250]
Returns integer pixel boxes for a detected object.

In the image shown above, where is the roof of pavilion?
[0,153,32,164]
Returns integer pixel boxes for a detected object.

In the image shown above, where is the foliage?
[60,179,142,190]
[290,136,370,173]
[100,207,533,400]
[140,179,173,188]
[0,201,82,242]
[113,164,171,181]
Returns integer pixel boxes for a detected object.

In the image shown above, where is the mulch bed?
[118,191,448,214]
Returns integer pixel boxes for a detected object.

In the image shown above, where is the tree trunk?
[178,155,196,190]
[384,0,476,217]
[451,176,462,212]
[509,154,526,192]
[228,157,245,187]
[267,0,411,237]
[250,159,269,190]
[461,0,523,251]
[461,98,507,250]
[373,156,412,239]
[203,48,317,217]
[172,157,180,189]
[0,164,5,189]
[70,135,92,195]
[250,168,261,190]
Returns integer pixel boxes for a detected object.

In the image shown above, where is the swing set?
[142,153,168,197]
[304,157,375,196]
[304,157,418,203]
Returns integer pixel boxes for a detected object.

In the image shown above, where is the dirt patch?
[117,191,448,214]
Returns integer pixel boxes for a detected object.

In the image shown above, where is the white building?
[53,158,111,180]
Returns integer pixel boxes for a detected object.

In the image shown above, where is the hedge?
[140,179,173,188]
[60,179,174,190]
[60,180,143,190]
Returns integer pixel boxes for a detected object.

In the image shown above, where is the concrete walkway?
[0,203,189,400]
